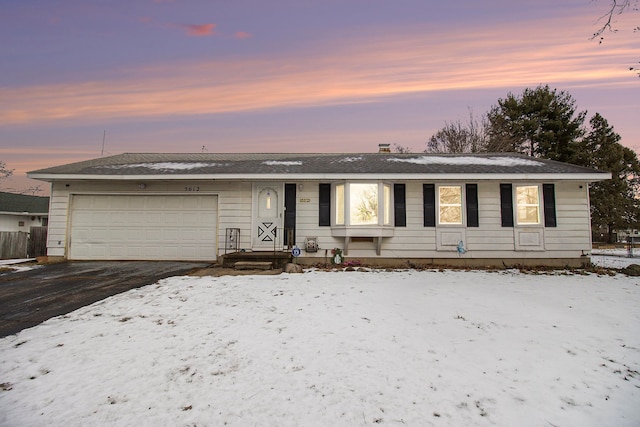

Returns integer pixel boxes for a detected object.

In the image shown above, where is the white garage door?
[69,195,218,261]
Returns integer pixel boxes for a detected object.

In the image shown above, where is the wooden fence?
[0,231,28,259]
[0,227,48,259]
[29,226,48,258]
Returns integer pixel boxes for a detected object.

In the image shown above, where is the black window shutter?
[394,184,406,227]
[284,183,297,245]
[500,183,514,227]
[466,184,479,227]
[319,183,331,226]
[543,183,557,227]
[423,184,436,227]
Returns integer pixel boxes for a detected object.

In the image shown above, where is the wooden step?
[234,261,273,270]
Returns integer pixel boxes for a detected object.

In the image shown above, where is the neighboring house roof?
[27,152,611,182]
[0,191,50,214]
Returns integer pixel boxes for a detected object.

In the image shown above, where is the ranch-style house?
[28,148,610,267]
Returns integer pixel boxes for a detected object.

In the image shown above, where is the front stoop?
[222,251,292,268]
[234,261,273,270]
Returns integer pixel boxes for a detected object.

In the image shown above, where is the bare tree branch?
[591,0,639,76]
[392,143,413,153]
[426,108,488,154]
[0,160,14,182]
[592,0,633,42]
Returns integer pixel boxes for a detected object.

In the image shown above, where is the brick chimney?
[378,143,391,153]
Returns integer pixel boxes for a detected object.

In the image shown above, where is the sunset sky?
[1,0,638,194]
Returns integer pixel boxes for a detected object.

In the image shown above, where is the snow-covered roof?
[27,152,611,182]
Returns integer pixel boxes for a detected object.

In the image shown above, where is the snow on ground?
[0,260,40,274]
[1,269,639,426]
[0,259,36,266]
[591,248,640,269]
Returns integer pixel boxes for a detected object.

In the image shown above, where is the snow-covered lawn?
[1,268,639,426]
[591,248,640,269]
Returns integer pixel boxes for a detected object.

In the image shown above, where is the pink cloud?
[234,31,252,39]
[3,14,636,128]
[138,17,217,37]
[183,23,216,37]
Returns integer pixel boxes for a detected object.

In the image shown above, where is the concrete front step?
[222,251,292,268]
[234,261,273,270]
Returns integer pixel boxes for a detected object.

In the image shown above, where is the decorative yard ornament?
[331,248,343,265]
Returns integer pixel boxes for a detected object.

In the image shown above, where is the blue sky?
[1,0,638,194]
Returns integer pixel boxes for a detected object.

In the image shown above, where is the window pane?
[517,186,538,205]
[259,188,277,218]
[516,185,540,224]
[439,186,462,224]
[517,206,539,224]
[440,206,462,223]
[383,184,391,225]
[440,186,461,204]
[336,184,345,225]
[350,183,378,225]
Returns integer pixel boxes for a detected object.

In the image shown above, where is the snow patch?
[387,156,543,167]
[262,160,303,166]
[1,270,638,426]
[591,248,640,269]
[104,162,222,171]
[338,156,363,162]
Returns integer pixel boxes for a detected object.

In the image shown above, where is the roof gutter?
[28,172,612,183]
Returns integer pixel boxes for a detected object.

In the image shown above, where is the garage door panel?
[69,195,218,261]
[72,211,95,226]
[182,213,200,225]
[200,197,217,209]
[145,197,164,209]
[161,213,180,226]
[162,198,180,209]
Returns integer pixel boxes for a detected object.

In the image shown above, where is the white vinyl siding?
[45,179,594,265]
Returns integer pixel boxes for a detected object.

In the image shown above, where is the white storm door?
[252,184,283,250]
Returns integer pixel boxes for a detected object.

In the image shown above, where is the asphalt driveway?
[0,261,209,338]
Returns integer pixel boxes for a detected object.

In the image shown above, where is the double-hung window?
[424,183,478,227]
[500,183,556,227]
[438,186,463,225]
[515,185,541,225]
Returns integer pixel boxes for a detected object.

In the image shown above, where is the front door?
[253,183,283,250]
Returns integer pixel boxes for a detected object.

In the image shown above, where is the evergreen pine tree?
[577,113,640,242]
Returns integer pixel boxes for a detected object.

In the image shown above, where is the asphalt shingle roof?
[28,152,609,179]
[0,192,49,214]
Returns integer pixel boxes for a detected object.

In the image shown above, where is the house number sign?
[184,186,200,191]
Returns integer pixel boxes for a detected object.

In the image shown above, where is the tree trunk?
[607,224,616,244]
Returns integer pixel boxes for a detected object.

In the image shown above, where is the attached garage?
[28,152,611,267]
[68,194,218,261]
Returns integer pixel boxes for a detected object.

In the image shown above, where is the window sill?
[331,226,395,238]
